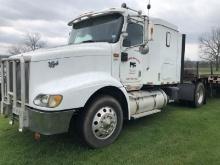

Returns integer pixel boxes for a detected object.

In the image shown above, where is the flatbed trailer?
[183,62,220,98]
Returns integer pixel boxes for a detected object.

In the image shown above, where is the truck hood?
[10,43,112,62]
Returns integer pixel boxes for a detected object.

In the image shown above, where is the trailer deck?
[184,72,220,84]
[183,61,220,98]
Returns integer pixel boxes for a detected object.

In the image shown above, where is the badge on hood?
[48,60,59,68]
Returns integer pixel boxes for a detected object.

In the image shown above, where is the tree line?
[8,32,46,55]
[199,27,220,71]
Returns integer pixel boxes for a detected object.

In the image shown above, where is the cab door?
[120,21,144,85]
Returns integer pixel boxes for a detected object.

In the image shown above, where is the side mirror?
[139,45,149,55]
[123,39,131,47]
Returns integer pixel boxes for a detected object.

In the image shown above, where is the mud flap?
[178,83,195,102]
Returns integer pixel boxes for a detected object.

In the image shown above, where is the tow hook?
[34,132,41,141]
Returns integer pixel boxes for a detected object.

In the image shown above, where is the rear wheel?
[79,95,123,148]
[193,82,205,108]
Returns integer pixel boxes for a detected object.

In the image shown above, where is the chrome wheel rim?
[197,86,204,104]
[92,106,117,140]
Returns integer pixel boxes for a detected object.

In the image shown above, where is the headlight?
[34,94,63,108]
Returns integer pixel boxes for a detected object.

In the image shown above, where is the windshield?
[68,13,124,44]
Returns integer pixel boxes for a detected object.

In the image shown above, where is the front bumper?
[28,108,75,135]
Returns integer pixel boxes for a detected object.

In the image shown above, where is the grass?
[199,68,220,75]
[1,98,220,165]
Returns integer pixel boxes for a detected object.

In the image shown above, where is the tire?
[193,82,205,108]
[79,95,123,148]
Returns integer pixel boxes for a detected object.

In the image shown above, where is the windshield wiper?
[81,40,95,43]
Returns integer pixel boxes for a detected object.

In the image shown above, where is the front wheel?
[193,82,205,108]
[79,95,123,148]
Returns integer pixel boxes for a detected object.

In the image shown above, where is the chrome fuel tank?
[129,90,168,115]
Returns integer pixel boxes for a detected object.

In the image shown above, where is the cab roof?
[68,7,178,31]
[151,18,178,31]
[68,8,126,26]
[68,7,147,26]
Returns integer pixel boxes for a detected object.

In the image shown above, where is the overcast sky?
[0,0,220,60]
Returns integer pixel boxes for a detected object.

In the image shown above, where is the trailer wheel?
[193,82,205,108]
[79,95,123,148]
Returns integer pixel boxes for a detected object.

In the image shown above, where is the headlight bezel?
[33,94,63,108]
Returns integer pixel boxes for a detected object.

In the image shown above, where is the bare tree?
[8,32,46,55]
[199,27,220,71]
[24,33,46,51]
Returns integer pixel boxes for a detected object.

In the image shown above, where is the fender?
[29,72,130,114]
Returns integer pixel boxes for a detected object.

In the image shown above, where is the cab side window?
[123,23,143,47]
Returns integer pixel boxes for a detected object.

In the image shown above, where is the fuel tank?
[129,90,168,115]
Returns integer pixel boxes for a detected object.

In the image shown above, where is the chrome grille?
[1,59,29,103]
[1,57,30,131]
[14,62,29,102]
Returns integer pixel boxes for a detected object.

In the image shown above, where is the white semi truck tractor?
[0,4,206,148]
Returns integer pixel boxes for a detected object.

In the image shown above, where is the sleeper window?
[166,32,171,47]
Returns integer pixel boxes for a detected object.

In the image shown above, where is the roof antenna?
[147,0,151,18]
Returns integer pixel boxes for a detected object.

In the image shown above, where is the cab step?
[131,109,161,120]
